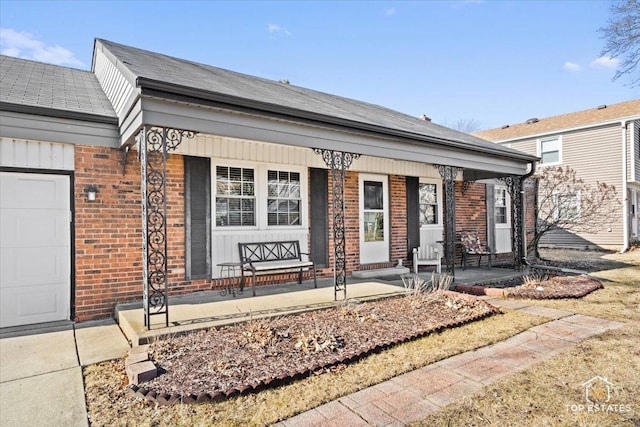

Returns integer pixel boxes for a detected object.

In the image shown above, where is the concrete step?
[351,267,410,279]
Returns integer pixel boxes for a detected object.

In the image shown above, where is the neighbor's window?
[495,187,507,224]
[419,183,439,226]
[215,166,255,226]
[555,192,580,221]
[539,137,561,165]
[267,170,301,226]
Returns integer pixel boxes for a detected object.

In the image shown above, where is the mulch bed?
[504,275,604,299]
[129,291,498,405]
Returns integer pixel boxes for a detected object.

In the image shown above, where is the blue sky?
[0,0,636,130]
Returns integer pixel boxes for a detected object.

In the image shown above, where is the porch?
[116,267,524,346]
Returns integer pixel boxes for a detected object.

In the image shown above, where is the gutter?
[621,120,630,253]
[0,102,119,125]
[136,78,538,163]
[521,161,537,260]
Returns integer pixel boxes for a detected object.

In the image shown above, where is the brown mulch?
[133,291,498,404]
[504,275,604,300]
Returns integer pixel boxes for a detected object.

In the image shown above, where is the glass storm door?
[359,174,389,264]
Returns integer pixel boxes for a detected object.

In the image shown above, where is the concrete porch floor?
[116,267,525,346]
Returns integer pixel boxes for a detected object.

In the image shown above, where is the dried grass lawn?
[412,248,640,427]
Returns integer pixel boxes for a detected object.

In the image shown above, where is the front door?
[359,174,389,264]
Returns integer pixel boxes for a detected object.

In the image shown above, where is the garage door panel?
[0,284,67,328]
[0,172,70,328]
[0,174,68,209]
[1,247,69,286]
[1,209,69,247]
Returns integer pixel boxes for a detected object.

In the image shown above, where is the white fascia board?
[120,98,144,146]
[132,97,530,176]
[493,115,640,144]
[0,111,119,147]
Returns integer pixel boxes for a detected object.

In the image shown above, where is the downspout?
[621,120,630,253]
[521,161,537,261]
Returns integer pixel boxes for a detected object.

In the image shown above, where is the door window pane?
[364,212,384,242]
[364,181,383,210]
[495,187,507,224]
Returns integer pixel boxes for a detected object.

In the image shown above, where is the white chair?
[413,243,443,274]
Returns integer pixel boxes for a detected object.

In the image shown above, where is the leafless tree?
[529,166,620,258]
[440,118,482,133]
[599,0,640,86]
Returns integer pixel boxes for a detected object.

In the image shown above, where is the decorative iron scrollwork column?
[138,126,196,329]
[435,165,459,277]
[314,149,360,301]
[501,175,524,270]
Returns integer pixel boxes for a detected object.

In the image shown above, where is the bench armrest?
[299,252,313,262]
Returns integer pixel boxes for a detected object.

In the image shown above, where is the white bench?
[238,241,317,296]
[413,243,442,274]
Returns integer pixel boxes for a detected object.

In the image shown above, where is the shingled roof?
[475,99,640,142]
[96,38,536,161]
[0,55,117,123]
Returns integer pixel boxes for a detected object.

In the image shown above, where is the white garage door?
[0,172,71,328]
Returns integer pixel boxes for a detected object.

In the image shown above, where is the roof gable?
[0,55,117,122]
[475,99,640,141]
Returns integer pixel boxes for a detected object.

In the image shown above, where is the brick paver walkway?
[275,299,624,427]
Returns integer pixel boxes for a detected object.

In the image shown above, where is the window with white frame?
[418,182,439,226]
[215,166,255,226]
[539,136,562,165]
[214,164,306,229]
[267,170,301,226]
[495,187,508,224]
[554,192,581,221]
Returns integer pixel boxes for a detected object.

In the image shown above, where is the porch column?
[137,126,196,329]
[435,165,459,277]
[502,175,525,270]
[314,149,360,301]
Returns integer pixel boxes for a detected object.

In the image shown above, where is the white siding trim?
[0,138,74,170]
[177,134,457,180]
[93,49,136,118]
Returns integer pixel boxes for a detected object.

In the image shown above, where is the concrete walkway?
[0,320,130,427]
[276,298,624,426]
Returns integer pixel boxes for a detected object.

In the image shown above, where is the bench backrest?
[238,241,302,263]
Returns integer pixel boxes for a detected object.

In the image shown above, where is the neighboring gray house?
[476,99,640,251]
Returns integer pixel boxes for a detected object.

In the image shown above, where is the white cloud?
[386,7,396,16]
[563,61,582,72]
[267,23,291,36]
[0,28,84,67]
[590,56,620,69]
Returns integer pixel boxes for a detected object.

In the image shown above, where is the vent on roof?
[597,104,607,110]
[526,118,539,124]
[419,114,431,122]
[501,125,510,129]
[279,79,290,84]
